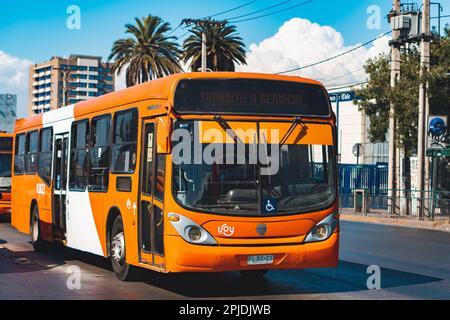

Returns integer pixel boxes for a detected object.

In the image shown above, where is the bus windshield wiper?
[280,117,304,146]
[213,116,243,144]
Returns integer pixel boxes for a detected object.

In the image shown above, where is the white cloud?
[0,50,33,118]
[237,18,390,88]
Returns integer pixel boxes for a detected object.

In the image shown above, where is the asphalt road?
[0,215,449,300]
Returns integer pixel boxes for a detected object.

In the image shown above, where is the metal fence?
[337,163,449,219]
[338,163,388,210]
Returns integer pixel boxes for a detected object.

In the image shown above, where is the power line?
[276,30,392,75]
[431,14,450,19]
[322,67,366,84]
[205,0,259,19]
[230,0,316,23]
[169,0,259,36]
[326,81,367,91]
[225,0,294,21]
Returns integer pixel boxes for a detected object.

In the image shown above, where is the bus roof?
[15,72,325,132]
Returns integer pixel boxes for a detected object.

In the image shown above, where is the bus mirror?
[157,117,171,154]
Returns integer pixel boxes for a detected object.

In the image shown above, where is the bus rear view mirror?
[157,117,171,154]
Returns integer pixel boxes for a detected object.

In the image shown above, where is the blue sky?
[0,0,399,62]
[1,0,448,118]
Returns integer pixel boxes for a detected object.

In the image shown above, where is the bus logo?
[36,184,45,195]
[256,224,267,236]
[218,224,235,237]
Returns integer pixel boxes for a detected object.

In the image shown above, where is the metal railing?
[339,188,450,220]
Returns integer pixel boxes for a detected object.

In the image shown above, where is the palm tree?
[183,22,247,72]
[109,15,183,87]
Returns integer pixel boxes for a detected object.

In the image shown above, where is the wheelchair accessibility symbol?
[263,198,277,214]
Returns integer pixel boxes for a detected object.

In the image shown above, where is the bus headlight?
[168,213,217,245]
[186,226,202,242]
[304,212,339,243]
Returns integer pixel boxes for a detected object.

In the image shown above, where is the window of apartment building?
[89,115,111,192]
[25,130,39,174]
[39,127,53,185]
[69,120,89,191]
[111,109,138,173]
[14,134,26,174]
[79,66,88,71]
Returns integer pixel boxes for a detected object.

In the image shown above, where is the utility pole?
[417,0,431,220]
[182,18,227,72]
[387,0,401,217]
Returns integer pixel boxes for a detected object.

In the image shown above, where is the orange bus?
[12,72,339,280]
[0,132,13,214]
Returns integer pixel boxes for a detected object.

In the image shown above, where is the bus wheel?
[110,215,136,281]
[30,206,46,251]
[239,269,268,278]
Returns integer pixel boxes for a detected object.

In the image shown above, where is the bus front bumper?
[165,232,339,273]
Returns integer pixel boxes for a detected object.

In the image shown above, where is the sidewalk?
[340,208,450,232]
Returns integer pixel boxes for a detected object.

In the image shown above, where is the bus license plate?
[247,255,274,265]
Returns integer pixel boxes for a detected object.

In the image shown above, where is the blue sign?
[263,198,278,214]
[329,91,356,103]
[427,115,448,150]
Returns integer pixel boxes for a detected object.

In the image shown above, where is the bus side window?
[38,127,53,185]
[25,130,39,174]
[111,109,138,173]
[154,154,165,201]
[89,115,111,192]
[14,134,26,175]
[69,120,89,191]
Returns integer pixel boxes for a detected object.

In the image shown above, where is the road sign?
[352,143,363,165]
[352,143,363,157]
[426,147,450,157]
[329,91,356,103]
[427,115,448,151]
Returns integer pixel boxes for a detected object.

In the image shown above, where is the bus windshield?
[172,121,336,215]
[0,154,12,178]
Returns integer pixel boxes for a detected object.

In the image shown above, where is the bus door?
[52,133,69,239]
[138,120,165,269]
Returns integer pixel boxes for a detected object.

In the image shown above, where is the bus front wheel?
[30,206,46,251]
[110,215,136,281]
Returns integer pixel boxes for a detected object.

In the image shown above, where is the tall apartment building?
[0,94,17,133]
[28,54,115,116]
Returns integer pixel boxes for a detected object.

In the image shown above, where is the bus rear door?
[52,133,69,240]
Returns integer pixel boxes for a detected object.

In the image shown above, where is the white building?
[328,87,388,165]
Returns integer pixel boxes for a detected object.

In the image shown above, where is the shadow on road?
[0,235,443,298]
[135,260,442,298]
